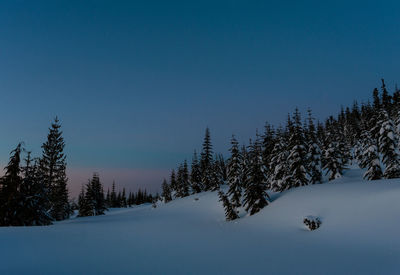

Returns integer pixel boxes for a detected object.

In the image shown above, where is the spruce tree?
[169,169,177,196]
[286,109,309,188]
[227,135,242,209]
[270,130,289,192]
[20,152,52,225]
[218,190,239,221]
[0,144,24,226]
[110,181,117,208]
[190,151,202,193]
[262,122,275,181]
[39,117,70,221]
[243,139,270,215]
[161,179,172,203]
[306,110,322,184]
[182,160,190,196]
[200,127,213,190]
[378,110,400,178]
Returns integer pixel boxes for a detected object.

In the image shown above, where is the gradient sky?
[0,0,399,197]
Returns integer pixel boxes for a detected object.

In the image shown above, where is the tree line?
[77,176,158,217]
[161,79,400,220]
[0,118,70,226]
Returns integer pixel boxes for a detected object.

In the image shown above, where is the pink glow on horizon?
[0,164,170,199]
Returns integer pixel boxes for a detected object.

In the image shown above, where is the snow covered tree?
[306,110,322,184]
[363,143,383,180]
[210,154,225,191]
[270,130,289,192]
[175,162,190,197]
[261,122,275,179]
[323,141,345,180]
[243,139,270,215]
[39,117,70,221]
[322,118,346,181]
[190,151,202,193]
[218,190,239,221]
[378,110,400,179]
[161,179,172,203]
[227,135,242,209]
[286,109,309,189]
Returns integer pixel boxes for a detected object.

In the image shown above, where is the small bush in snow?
[303,216,321,231]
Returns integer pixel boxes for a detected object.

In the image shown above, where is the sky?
[0,0,399,197]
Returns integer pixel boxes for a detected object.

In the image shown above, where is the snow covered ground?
[1,167,400,274]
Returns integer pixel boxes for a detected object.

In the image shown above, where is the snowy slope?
[1,167,400,274]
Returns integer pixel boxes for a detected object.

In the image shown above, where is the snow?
[2,167,400,274]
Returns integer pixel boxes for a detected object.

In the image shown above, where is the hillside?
[1,167,400,274]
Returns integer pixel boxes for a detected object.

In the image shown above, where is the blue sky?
[0,0,399,196]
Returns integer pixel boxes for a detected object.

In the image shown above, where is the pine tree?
[270,130,289,192]
[121,188,127,207]
[78,185,89,217]
[20,152,52,225]
[79,173,107,216]
[227,135,242,209]
[218,190,239,221]
[190,151,202,193]
[378,110,400,178]
[286,109,309,189]
[39,117,70,221]
[322,118,346,181]
[200,127,213,190]
[210,155,224,191]
[306,110,322,184]
[323,141,344,180]
[0,144,24,226]
[243,139,270,215]
[161,179,172,203]
[363,141,383,180]
[169,169,177,196]
[381,79,392,112]
[261,122,275,177]
[182,160,190,196]
[110,181,117,208]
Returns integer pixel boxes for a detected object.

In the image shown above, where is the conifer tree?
[270,130,289,192]
[363,141,383,180]
[182,160,190,196]
[79,173,107,216]
[0,144,24,226]
[306,110,322,184]
[227,135,242,209]
[286,109,309,188]
[39,117,70,221]
[161,179,172,203]
[378,110,400,178]
[20,152,52,225]
[261,122,275,180]
[110,181,117,208]
[243,139,270,215]
[190,151,202,193]
[322,118,346,181]
[121,188,127,207]
[170,169,177,195]
[200,127,213,190]
[218,190,239,221]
